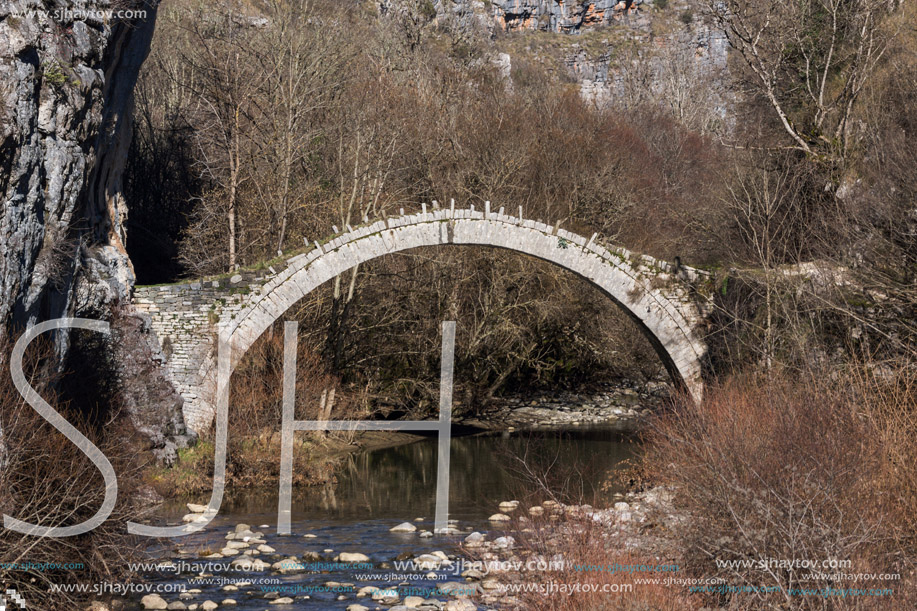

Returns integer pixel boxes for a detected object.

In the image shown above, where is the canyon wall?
[0,1,191,462]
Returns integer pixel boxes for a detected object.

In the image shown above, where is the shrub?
[643,372,917,609]
[0,334,145,609]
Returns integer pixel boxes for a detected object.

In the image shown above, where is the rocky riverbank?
[102,486,679,611]
[467,380,670,432]
[456,488,682,608]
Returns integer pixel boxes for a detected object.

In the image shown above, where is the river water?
[129,429,637,610]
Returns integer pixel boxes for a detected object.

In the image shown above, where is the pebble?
[356,586,379,597]
[372,587,400,603]
[390,522,417,533]
[141,594,168,610]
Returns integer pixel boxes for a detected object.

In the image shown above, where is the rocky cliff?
[0,1,154,336]
[490,0,649,32]
[1,1,192,462]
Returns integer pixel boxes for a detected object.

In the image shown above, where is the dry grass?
[642,369,917,609]
[0,335,146,610]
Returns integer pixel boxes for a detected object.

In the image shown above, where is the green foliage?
[42,60,69,88]
[418,0,436,21]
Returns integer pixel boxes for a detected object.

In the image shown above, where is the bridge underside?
[133,206,712,433]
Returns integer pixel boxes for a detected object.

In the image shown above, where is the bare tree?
[248,0,351,255]
[708,0,889,160]
[178,8,270,271]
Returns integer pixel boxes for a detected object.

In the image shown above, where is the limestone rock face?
[0,2,174,458]
[489,0,647,32]
[0,1,159,338]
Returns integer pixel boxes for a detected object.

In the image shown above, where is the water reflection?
[213,428,638,526]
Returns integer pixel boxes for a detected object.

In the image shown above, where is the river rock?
[417,551,453,569]
[444,600,476,611]
[439,581,478,596]
[232,557,268,571]
[166,603,186,610]
[493,536,515,549]
[488,513,511,522]
[234,524,251,533]
[356,586,379,597]
[141,594,168,610]
[403,596,425,608]
[182,513,209,523]
[529,506,544,515]
[187,503,209,513]
[271,558,304,573]
[221,601,236,606]
[498,500,519,512]
[257,544,276,553]
[337,552,370,562]
[390,522,417,533]
[347,605,370,611]
[371,588,400,603]
[269,599,294,605]
[201,602,218,611]
[464,532,486,547]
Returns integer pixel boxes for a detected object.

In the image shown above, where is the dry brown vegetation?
[0,336,146,610]
[643,368,917,609]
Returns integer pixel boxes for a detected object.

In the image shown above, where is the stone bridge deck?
[133,203,714,433]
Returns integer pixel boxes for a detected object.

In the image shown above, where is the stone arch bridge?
[133,203,715,434]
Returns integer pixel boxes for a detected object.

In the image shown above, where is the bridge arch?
[135,206,711,433]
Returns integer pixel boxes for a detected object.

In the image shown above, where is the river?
[128,428,637,610]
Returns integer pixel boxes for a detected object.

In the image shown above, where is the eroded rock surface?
[0,1,185,456]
